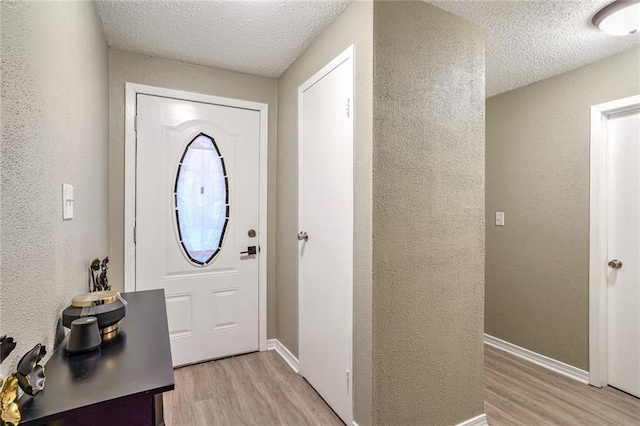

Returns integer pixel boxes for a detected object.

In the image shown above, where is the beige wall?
[1,1,108,376]
[373,2,486,424]
[275,2,373,424]
[486,47,640,371]
[107,49,278,338]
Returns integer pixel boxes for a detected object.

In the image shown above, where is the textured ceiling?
[96,1,639,95]
[427,0,640,97]
[95,0,351,78]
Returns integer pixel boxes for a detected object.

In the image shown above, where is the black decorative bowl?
[62,291,127,340]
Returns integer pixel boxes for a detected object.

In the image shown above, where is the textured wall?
[0,2,3,338]
[486,47,640,371]
[276,2,373,424]
[1,1,108,377]
[373,2,485,424]
[107,49,278,338]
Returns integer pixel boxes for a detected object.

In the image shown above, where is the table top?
[18,289,175,424]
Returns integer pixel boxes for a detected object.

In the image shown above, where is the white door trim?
[589,94,640,387]
[297,44,354,425]
[124,82,269,352]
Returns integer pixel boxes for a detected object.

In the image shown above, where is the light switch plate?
[495,212,505,227]
[63,183,74,220]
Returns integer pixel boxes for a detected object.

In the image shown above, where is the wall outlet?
[63,183,74,220]
[495,212,505,227]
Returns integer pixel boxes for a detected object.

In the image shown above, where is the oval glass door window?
[174,133,229,266]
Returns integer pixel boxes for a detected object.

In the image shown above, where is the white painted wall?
[1,1,109,376]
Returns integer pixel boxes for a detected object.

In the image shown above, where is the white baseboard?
[352,422,359,426]
[484,334,589,384]
[266,339,299,373]
[456,413,488,426]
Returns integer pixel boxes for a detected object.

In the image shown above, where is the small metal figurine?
[0,336,16,365]
[15,344,46,397]
[89,258,100,292]
[0,343,47,425]
[89,257,110,292]
[97,257,110,292]
[0,375,20,425]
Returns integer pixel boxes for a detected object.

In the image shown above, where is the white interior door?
[136,94,260,367]
[607,106,640,397]
[298,46,354,425]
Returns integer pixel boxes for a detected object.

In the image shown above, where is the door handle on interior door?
[297,232,308,241]
[608,259,623,269]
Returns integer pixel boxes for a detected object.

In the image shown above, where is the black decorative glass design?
[174,133,229,266]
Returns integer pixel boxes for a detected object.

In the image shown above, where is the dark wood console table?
[18,290,175,426]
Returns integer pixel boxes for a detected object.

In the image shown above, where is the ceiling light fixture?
[592,0,640,35]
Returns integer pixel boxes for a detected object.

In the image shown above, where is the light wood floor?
[165,346,640,425]
[163,350,343,425]
[485,344,640,425]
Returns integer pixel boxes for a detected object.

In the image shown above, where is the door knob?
[297,232,308,241]
[608,259,623,269]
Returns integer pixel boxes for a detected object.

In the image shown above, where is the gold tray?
[71,291,119,307]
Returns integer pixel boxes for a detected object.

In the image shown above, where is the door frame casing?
[124,83,269,352]
[297,45,354,425]
[589,94,640,387]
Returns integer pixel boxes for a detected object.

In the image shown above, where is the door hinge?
[346,98,350,118]
[133,225,137,244]
[346,370,350,395]
[134,115,138,132]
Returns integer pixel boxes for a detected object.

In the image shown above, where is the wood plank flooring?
[485,344,640,425]
[163,350,343,425]
[165,345,640,425]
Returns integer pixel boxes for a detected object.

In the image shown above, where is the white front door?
[607,105,640,397]
[136,94,260,367]
[298,47,354,425]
